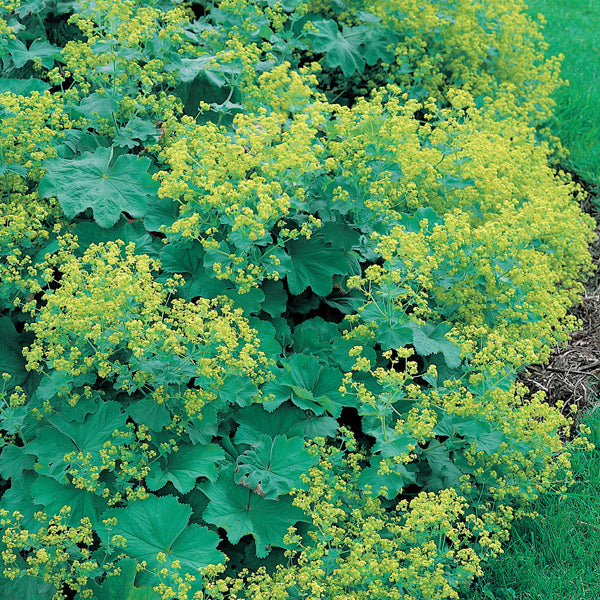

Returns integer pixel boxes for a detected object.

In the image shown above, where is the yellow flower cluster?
[330,87,593,373]
[0,0,595,597]
[23,240,270,418]
[202,439,507,599]
[308,0,561,124]
[0,91,74,307]
[156,74,329,289]
[0,508,98,599]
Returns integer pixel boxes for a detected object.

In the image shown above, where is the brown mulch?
[517,177,600,432]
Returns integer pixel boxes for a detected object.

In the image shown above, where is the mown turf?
[461,408,600,599]
[525,0,600,189]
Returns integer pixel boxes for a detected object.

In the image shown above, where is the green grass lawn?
[526,0,600,189]
[462,409,600,600]
[461,2,600,597]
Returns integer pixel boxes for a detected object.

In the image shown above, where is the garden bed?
[0,1,596,599]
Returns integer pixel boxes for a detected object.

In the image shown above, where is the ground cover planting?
[461,1,600,596]
[0,1,596,599]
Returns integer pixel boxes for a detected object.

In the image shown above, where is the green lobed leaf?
[218,375,260,408]
[97,495,224,591]
[76,92,120,119]
[0,471,42,530]
[292,317,339,354]
[0,445,36,480]
[27,401,127,481]
[0,77,50,95]
[0,316,30,391]
[360,301,413,351]
[172,55,227,86]
[434,414,506,455]
[0,561,55,600]
[234,434,316,499]
[159,240,230,300]
[113,117,160,149]
[409,322,462,368]
[39,147,159,228]
[371,431,417,459]
[262,354,346,417]
[291,317,376,371]
[259,279,288,318]
[248,318,282,358]
[258,245,293,279]
[0,162,27,177]
[146,443,226,494]
[31,475,108,528]
[131,355,197,387]
[286,230,357,297]
[86,558,160,600]
[233,404,338,445]
[357,457,417,499]
[420,440,464,491]
[73,217,161,259]
[7,38,60,68]
[127,398,171,432]
[224,286,265,316]
[202,464,308,558]
[143,195,179,233]
[306,19,367,77]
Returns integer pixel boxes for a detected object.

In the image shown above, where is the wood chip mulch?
[516,176,600,434]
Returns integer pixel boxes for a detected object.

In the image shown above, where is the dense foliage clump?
[0,0,594,598]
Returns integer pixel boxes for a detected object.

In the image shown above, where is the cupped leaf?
[234,434,316,499]
[39,147,159,228]
[262,354,346,416]
[419,440,465,491]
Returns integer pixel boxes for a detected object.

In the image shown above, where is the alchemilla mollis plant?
[0,0,595,598]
